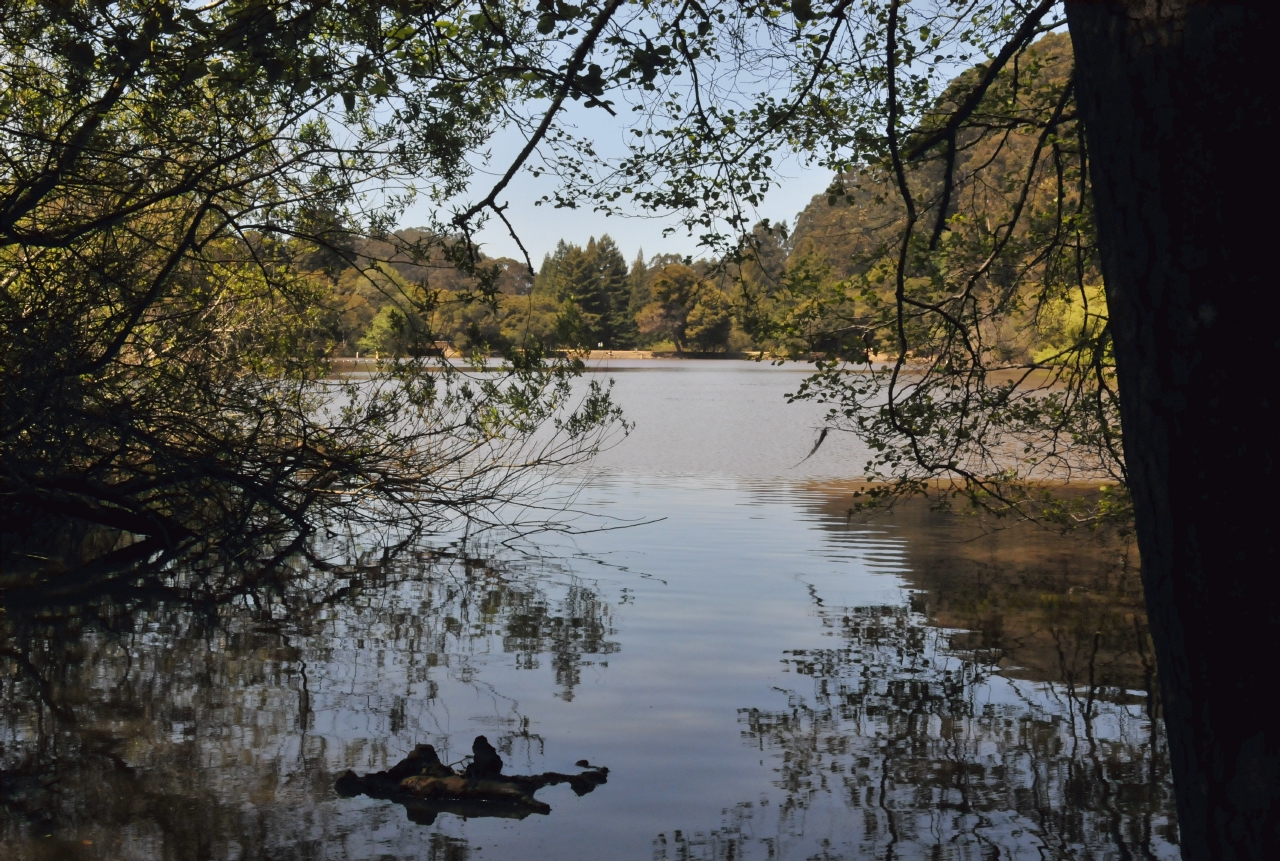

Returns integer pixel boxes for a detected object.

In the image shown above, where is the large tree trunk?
[1065,3,1279,858]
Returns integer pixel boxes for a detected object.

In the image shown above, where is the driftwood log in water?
[335,736,608,822]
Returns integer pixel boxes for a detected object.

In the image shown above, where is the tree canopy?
[5,3,1276,851]
[0,0,1130,586]
[1,0,638,588]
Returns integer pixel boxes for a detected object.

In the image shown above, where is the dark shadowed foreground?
[1,475,1173,860]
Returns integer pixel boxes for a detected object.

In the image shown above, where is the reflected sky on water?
[1,361,1174,860]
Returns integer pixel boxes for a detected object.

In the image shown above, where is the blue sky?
[397,100,833,267]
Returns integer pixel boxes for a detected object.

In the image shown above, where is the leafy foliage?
[537,2,1128,526]
[769,30,1126,525]
[1,0,634,588]
[3,0,1135,592]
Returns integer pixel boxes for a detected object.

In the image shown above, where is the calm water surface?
[1,361,1175,860]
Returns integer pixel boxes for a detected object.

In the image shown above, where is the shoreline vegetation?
[330,350,759,366]
[328,350,902,369]
[4,14,1128,594]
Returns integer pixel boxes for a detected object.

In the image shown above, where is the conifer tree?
[538,235,636,349]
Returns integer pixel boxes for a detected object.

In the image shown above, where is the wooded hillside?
[329,34,1090,366]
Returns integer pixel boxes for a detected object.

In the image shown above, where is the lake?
[0,360,1176,860]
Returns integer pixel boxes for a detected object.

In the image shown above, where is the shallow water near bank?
[1,362,1173,860]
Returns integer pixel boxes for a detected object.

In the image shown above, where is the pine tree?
[538,235,636,349]
[628,249,650,321]
[593,236,637,348]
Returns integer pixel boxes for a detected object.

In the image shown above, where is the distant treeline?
[314,229,749,356]
[317,32,1088,366]
[309,199,860,358]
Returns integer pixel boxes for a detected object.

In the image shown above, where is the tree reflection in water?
[655,494,1175,861]
[722,605,1173,860]
[0,546,616,859]
[1,486,1177,861]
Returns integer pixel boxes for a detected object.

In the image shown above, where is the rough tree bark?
[1065,3,1279,858]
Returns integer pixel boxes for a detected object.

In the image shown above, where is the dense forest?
[319,230,748,356]
[322,34,1088,366]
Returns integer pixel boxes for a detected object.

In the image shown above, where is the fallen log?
[335,736,608,823]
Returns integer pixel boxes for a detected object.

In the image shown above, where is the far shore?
[328,350,759,368]
[328,350,901,366]
[582,349,755,360]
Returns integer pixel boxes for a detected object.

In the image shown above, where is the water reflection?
[1,548,615,859]
[730,603,1171,859]
[653,489,1173,860]
[1,481,1176,860]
